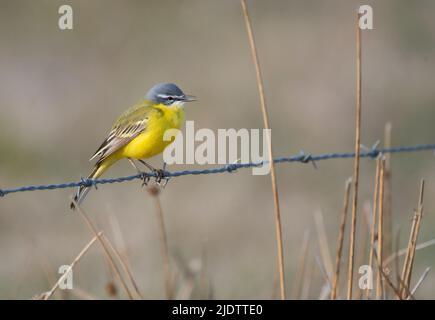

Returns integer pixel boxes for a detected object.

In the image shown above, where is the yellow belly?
[119,105,184,160]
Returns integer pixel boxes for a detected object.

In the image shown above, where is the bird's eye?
[167,96,174,101]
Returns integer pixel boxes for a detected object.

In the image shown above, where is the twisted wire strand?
[1,143,434,197]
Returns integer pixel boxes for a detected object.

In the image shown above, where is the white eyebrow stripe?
[157,94,184,99]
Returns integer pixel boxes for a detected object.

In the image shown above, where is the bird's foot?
[153,168,171,188]
[139,171,151,187]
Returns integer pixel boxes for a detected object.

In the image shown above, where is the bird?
[70,83,196,209]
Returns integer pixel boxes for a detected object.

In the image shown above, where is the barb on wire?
[298,150,318,169]
[0,143,434,198]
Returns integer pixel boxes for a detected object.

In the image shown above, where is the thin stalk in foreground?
[43,232,102,300]
[355,202,370,300]
[383,123,393,299]
[102,234,144,299]
[365,156,381,299]
[376,157,385,299]
[400,180,425,299]
[409,267,431,298]
[72,199,135,299]
[346,12,362,300]
[240,0,286,299]
[331,178,352,300]
[148,186,173,299]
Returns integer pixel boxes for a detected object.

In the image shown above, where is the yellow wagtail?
[70,83,196,209]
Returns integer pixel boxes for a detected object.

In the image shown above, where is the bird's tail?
[70,161,111,210]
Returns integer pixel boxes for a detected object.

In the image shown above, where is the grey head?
[146,83,196,105]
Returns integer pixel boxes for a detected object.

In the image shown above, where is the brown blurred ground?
[0,0,435,299]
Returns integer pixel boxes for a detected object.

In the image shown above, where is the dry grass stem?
[43,232,102,300]
[383,123,393,299]
[376,157,386,299]
[240,0,286,299]
[385,238,435,266]
[355,202,370,300]
[375,254,402,300]
[383,123,393,262]
[365,156,381,299]
[409,267,431,297]
[373,249,415,300]
[72,199,135,299]
[148,186,173,299]
[400,180,425,299]
[331,178,352,300]
[346,12,362,300]
[394,229,401,297]
[102,234,144,299]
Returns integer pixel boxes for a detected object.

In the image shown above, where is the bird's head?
[146,83,196,106]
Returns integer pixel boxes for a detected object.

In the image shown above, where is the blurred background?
[0,0,435,299]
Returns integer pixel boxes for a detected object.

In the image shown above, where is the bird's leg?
[128,158,150,186]
[137,159,158,172]
[137,160,170,187]
[158,162,171,188]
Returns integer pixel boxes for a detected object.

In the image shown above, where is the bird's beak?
[183,95,197,102]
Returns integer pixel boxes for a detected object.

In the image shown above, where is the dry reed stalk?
[43,232,102,300]
[376,157,386,299]
[409,267,431,298]
[103,261,118,299]
[385,238,435,266]
[404,181,425,288]
[105,213,130,298]
[96,215,119,299]
[291,229,310,299]
[400,180,425,299]
[383,123,393,265]
[102,234,144,299]
[375,252,402,300]
[394,229,401,296]
[365,156,381,299]
[395,272,415,300]
[315,211,333,281]
[373,247,415,300]
[148,186,173,299]
[383,123,393,299]
[240,0,286,299]
[346,12,362,300]
[355,202,370,300]
[399,217,417,293]
[331,178,352,300]
[72,199,135,299]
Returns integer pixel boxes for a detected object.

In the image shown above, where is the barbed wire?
[0,143,434,198]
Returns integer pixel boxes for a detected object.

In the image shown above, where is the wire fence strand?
[1,143,434,197]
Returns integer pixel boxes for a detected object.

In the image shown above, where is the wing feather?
[90,101,159,164]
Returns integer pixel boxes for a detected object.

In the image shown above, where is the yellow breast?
[120,104,185,160]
